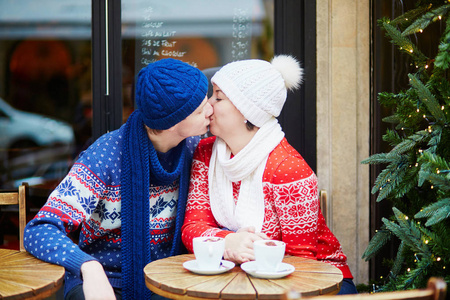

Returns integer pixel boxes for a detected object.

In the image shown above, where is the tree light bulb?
[442,106,445,110]
[417,108,420,112]
[419,29,423,33]
[409,49,414,53]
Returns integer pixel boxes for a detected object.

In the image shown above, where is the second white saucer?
[183,259,235,275]
[241,261,295,279]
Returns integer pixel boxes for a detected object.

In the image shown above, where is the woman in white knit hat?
[181,55,357,294]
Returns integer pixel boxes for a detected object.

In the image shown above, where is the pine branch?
[361,152,399,165]
[382,208,431,255]
[435,15,450,69]
[362,227,392,261]
[400,257,432,289]
[391,241,406,276]
[382,115,400,124]
[383,129,403,147]
[418,151,450,189]
[408,74,447,124]
[390,130,429,155]
[415,198,450,226]
[392,168,420,200]
[402,5,450,36]
[390,5,431,28]
[370,157,410,202]
[381,21,428,63]
[426,125,442,153]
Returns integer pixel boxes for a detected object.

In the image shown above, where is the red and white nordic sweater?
[182,136,352,279]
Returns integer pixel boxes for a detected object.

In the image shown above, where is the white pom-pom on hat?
[271,55,303,91]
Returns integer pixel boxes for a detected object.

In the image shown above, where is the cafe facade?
[0,0,416,287]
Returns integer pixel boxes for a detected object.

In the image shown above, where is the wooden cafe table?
[0,249,65,299]
[144,254,343,299]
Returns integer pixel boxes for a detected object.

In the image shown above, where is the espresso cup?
[193,236,225,270]
[253,239,286,272]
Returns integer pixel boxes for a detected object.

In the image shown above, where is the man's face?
[172,96,213,138]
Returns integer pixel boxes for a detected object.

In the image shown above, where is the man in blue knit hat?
[24,58,213,300]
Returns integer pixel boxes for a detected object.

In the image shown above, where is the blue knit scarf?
[121,110,190,300]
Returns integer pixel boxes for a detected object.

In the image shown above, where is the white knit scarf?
[209,117,284,232]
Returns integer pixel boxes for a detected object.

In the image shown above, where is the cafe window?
[0,0,92,192]
[0,0,316,193]
[120,0,275,123]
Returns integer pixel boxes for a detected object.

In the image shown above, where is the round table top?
[0,249,65,300]
[144,254,343,299]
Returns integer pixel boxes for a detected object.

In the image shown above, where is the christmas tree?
[362,0,450,291]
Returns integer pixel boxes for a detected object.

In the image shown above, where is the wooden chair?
[320,189,332,228]
[297,277,447,300]
[0,183,27,251]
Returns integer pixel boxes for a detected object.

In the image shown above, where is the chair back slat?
[286,277,446,300]
[0,192,19,205]
[0,183,28,251]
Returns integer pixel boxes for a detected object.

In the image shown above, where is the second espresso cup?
[193,236,225,270]
[253,239,286,272]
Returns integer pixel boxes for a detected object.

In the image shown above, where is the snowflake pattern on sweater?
[24,125,199,296]
[182,137,353,279]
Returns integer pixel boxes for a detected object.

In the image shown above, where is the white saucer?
[183,260,235,275]
[241,261,295,279]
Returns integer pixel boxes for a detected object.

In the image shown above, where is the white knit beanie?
[211,55,303,127]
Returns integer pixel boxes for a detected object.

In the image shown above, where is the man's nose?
[205,102,213,116]
[207,96,215,106]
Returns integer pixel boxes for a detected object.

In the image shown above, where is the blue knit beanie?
[136,58,208,130]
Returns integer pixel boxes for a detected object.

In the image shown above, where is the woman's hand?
[224,226,269,264]
[81,260,116,300]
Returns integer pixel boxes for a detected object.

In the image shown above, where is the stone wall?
[316,0,370,285]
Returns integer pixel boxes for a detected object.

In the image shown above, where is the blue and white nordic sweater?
[24,125,199,296]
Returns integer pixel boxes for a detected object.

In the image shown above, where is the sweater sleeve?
[269,155,320,259]
[24,161,103,276]
[181,138,232,253]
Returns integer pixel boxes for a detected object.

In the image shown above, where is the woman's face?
[208,83,247,139]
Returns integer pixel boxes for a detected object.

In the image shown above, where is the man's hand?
[81,260,116,300]
[224,226,269,264]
